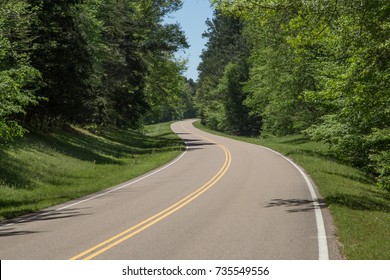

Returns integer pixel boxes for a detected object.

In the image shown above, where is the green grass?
[194,121,390,260]
[0,122,184,221]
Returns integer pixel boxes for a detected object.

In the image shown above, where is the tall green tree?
[91,0,188,127]
[26,0,94,127]
[0,0,41,140]
[196,10,259,135]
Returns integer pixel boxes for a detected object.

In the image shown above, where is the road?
[0,119,341,259]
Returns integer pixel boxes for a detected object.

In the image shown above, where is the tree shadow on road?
[265,198,327,213]
[0,208,90,237]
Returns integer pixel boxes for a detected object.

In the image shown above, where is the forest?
[1,0,389,190]
[195,0,390,190]
[0,0,195,139]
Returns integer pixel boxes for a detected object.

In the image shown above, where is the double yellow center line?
[70,136,231,260]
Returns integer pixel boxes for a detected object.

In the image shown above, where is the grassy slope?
[194,121,390,260]
[0,122,184,221]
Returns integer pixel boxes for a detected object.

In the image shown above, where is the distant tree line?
[196,0,390,190]
[0,0,195,140]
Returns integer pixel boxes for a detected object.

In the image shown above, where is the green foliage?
[0,66,40,139]
[145,75,197,123]
[0,0,41,140]
[298,0,390,188]
[144,56,186,121]
[196,10,260,135]
[88,0,189,127]
[15,0,99,127]
[216,61,259,135]
[370,151,390,190]
[211,0,390,190]
[366,128,390,190]
[240,1,326,136]
[0,0,190,136]
[181,78,197,119]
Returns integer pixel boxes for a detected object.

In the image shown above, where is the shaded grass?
[194,121,390,260]
[0,122,184,221]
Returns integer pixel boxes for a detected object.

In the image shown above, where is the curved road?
[0,120,341,259]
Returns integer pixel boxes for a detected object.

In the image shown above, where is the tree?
[25,0,94,127]
[1,0,190,138]
[196,10,259,135]
[213,0,390,189]
[90,0,188,127]
[0,0,41,140]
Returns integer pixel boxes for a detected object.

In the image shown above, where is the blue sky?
[164,0,214,81]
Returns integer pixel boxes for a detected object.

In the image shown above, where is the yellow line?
[83,147,231,260]
[70,126,231,260]
[70,146,229,260]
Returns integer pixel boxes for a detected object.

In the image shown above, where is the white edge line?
[260,146,330,260]
[190,121,330,260]
[57,145,188,211]
[0,125,188,228]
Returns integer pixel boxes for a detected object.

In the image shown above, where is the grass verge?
[194,121,390,260]
[0,122,184,222]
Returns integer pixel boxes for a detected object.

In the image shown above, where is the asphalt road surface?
[0,119,341,259]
